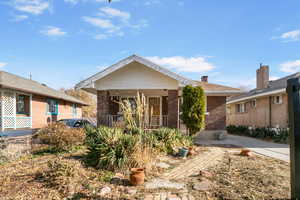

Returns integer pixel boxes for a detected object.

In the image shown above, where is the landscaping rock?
[145,178,185,190]
[199,170,213,178]
[193,179,212,191]
[125,188,137,195]
[167,194,181,200]
[155,162,171,169]
[99,186,111,196]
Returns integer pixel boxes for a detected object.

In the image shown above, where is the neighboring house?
[76,55,242,131]
[0,71,87,131]
[227,65,297,128]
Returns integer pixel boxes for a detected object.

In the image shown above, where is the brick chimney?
[256,64,269,89]
[201,76,208,82]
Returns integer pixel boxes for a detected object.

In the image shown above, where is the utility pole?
[287,77,300,199]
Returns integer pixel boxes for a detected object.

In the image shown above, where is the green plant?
[151,128,192,153]
[85,126,153,171]
[181,85,206,135]
[36,123,86,151]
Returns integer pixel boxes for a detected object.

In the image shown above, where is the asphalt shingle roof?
[0,71,87,105]
[228,72,300,103]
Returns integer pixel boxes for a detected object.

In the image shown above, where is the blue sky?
[1,0,300,90]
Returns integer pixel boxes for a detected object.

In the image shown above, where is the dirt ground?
[0,146,290,200]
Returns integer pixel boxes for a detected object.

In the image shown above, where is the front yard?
[0,142,290,200]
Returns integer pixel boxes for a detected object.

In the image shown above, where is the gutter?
[226,88,286,104]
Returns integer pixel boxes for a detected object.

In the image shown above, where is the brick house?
[227,65,299,128]
[0,71,87,131]
[76,55,241,130]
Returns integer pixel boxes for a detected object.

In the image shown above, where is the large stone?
[99,186,111,196]
[145,179,185,190]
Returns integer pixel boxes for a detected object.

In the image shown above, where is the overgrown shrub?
[36,123,86,151]
[84,126,192,171]
[226,125,289,143]
[85,126,154,171]
[151,128,192,153]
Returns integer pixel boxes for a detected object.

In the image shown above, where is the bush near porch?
[84,126,192,172]
[226,125,289,143]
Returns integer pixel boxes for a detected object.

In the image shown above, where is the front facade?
[0,71,86,131]
[76,55,241,130]
[227,65,297,128]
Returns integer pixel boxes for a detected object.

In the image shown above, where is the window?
[47,99,58,115]
[72,104,77,117]
[273,95,282,104]
[250,99,256,108]
[236,103,245,113]
[16,94,29,114]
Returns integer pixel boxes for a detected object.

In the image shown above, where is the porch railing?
[107,114,168,128]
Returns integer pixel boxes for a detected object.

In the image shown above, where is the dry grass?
[208,150,290,200]
[0,146,290,200]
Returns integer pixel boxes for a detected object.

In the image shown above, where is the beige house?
[227,65,298,128]
[76,55,242,130]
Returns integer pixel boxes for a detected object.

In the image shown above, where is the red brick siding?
[167,90,179,128]
[31,94,82,129]
[97,91,110,126]
[205,96,226,130]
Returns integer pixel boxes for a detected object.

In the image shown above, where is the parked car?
[58,119,94,128]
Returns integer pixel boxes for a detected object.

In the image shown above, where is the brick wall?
[97,90,110,126]
[227,94,288,128]
[167,90,179,128]
[31,94,83,129]
[205,96,226,130]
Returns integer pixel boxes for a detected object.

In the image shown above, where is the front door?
[148,97,161,128]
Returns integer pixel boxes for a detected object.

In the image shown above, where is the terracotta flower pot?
[130,168,145,186]
[240,149,252,157]
[188,147,196,156]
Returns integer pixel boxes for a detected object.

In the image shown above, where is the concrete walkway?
[195,134,290,162]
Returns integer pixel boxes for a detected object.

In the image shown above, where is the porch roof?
[0,71,87,105]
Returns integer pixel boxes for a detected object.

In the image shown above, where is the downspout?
[269,96,272,128]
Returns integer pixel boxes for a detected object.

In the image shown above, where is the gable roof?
[75,55,195,89]
[76,54,242,95]
[227,72,300,104]
[0,71,87,105]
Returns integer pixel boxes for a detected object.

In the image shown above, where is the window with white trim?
[273,95,282,104]
[236,103,245,113]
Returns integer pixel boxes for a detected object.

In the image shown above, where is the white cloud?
[270,76,280,81]
[64,0,79,4]
[146,56,215,73]
[11,0,50,15]
[145,0,160,6]
[82,16,117,30]
[40,26,67,37]
[280,59,300,73]
[0,63,7,68]
[100,7,130,22]
[281,30,300,41]
[94,33,108,40]
[13,14,28,21]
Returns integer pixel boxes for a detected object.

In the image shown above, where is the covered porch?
[98,89,179,129]
[0,89,32,131]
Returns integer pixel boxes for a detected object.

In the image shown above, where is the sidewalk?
[195,134,290,162]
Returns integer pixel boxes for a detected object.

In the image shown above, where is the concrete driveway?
[195,134,290,162]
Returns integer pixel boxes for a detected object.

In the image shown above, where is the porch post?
[167,89,179,129]
[97,90,110,127]
[13,91,16,130]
